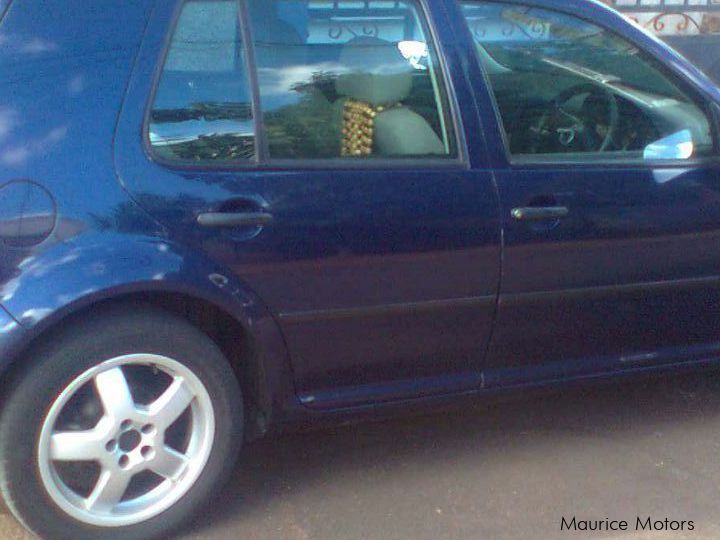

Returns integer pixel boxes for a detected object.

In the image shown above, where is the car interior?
[149,0,713,164]
[150,0,455,161]
[461,3,714,160]
[249,0,454,159]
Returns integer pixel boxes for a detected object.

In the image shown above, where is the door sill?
[299,371,485,410]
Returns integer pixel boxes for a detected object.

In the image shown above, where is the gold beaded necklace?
[341,99,389,157]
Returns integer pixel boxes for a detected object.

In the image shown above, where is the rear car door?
[454,1,720,384]
[115,0,501,408]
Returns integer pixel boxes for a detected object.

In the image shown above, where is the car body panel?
[0,0,717,428]
[0,303,24,370]
[0,230,295,421]
[445,0,720,383]
[0,0,293,418]
[114,0,502,409]
[485,164,720,381]
[0,0,156,277]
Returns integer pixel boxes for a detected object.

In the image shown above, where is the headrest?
[336,37,414,106]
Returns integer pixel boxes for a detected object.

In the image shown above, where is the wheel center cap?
[118,430,141,452]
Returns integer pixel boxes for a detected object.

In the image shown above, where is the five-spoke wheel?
[38,354,215,526]
[0,307,243,540]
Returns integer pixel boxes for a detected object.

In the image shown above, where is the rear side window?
[149,0,256,162]
[148,0,457,164]
[245,0,456,160]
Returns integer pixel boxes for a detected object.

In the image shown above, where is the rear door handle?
[511,206,569,222]
[196,212,274,228]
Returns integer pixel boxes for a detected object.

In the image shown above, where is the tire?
[0,305,243,540]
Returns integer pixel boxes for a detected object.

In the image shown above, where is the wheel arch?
[1,286,290,441]
[61,291,270,436]
[0,232,298,437]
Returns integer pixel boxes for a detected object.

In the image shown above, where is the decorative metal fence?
[607,0,720,36]
[604,0,720,82]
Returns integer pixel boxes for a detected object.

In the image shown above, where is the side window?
[459,1,714,161]
[246,0,457,160]
[149,0,256,162]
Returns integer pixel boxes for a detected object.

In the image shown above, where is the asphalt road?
[3,370,720,540]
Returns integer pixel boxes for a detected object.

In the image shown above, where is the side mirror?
[644,129,694,160]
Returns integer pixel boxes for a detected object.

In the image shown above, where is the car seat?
[335,37,445,156]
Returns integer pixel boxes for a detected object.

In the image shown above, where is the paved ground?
[3,370,720,539]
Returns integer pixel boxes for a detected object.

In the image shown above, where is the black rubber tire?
[0,305,243,540]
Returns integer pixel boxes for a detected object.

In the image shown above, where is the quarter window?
[149,0,256,162]
[459,1,714,161]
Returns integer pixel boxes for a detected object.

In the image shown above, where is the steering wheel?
[530,83,619,154]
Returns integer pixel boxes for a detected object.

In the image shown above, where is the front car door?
[452,0,720,384]
[116,0,501,409]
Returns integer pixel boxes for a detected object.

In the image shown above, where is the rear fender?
[0,231,295,426]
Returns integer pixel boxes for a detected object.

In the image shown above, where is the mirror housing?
[644,129,694,161]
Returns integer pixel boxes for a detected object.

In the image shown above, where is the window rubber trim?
[236,0,267,162]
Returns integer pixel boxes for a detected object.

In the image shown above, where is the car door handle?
[511,206,569,222]
[196,211,274,228]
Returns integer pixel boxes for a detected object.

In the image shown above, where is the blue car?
[1,0,719,538]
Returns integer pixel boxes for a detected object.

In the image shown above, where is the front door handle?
[196,211,274,228]
[511,206,569,222]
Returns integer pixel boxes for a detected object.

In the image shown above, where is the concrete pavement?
[3,370,720,539]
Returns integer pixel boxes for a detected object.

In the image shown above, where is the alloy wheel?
[36,353,215,527]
